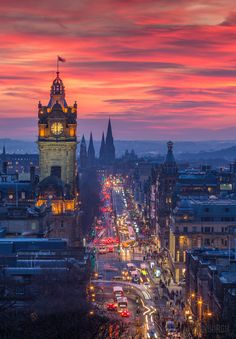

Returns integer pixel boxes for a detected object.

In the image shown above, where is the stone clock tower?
[38,72,77,198]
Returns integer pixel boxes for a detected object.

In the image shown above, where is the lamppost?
[187,293,213,337]
[196,297,213,338]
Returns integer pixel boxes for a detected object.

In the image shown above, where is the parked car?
[178,278,186,286]
[165,320,176,335]
[147,328,158,338]
[143,281,150,288]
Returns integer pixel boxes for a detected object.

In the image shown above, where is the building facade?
[169,198,236,282]
[36,72,81,245]
[186,248,236,337]
[155,141,178,247]
[38,72,77,198]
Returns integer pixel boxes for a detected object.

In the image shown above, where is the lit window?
[176,251,180,262]
[31,222,36,230]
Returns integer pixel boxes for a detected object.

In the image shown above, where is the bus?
[113,286,124,300]
[117,296,128,312]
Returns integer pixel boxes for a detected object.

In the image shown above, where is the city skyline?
[1,0,236,140]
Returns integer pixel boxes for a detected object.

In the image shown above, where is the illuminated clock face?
[51,122,63,135]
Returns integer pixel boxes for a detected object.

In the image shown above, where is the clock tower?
[38,72,77,199]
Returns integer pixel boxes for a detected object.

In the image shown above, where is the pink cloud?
[0,0,236,140]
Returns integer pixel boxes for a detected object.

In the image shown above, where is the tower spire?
[80,134,87,169]
[105,118,115,164]
[163,141,178,175]
[99,132,106,162]
[48,59,67,109]
[88,132,95,167]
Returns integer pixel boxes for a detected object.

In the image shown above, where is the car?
[112,276,123,281]
[98,247,107,254]
[165,320,176,335]
[93,272,99,279]
[106,303,117,311]
[178,278,186,286]
[143,282,150,288]
[147,329,158,338]
[121,269,129,278]
[120,309,130,317]
[108,247,114,253]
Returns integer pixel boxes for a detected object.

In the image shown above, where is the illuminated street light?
[206,311,213,317]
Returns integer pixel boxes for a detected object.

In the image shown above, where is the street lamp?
[197,299,203,305]
[206,311,213,317]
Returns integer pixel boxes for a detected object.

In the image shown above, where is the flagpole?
[57,56,59,76]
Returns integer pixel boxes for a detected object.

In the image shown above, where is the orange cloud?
[0,0,236,140]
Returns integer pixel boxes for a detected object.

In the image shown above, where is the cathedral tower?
[87,132,95,167]
[99,132,106,162]
[80,134,87,169]
[105,118,115,164]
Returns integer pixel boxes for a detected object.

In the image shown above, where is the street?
[87,175,188,339]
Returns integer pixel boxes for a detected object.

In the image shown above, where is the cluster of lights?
[189,293,213,319]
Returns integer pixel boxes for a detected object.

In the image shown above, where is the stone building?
[155,141,178,247]
[186,248,236,337]
[169,198,236,282]
[36,71,81,245]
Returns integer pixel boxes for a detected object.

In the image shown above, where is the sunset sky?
[1,0,236,140]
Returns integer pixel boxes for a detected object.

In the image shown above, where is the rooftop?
[0,237,67,243]
[220,271,236,284]
[191,198,236,206]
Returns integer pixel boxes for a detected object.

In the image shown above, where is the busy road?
[87,174,188,338]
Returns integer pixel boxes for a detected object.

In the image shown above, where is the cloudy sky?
[1,0,236,140]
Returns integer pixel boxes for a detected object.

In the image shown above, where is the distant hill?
[0,139,38,154]
[1,138,236,159]
[178,145,236,162]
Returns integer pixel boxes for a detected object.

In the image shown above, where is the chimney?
[2,161,8,174]
[30,166,36,183]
